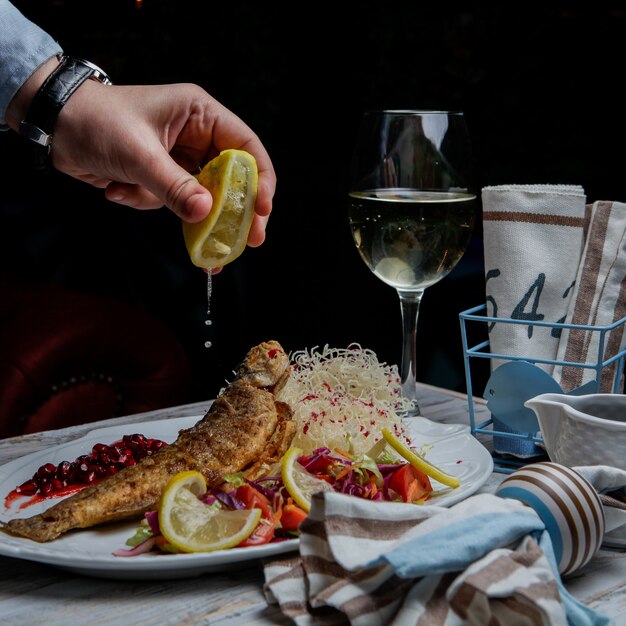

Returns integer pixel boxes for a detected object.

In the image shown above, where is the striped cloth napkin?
[575,464,626,548]
[553,201,626,393]
[263,491,608,626]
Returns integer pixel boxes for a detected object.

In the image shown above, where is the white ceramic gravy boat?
[524,393,626,469]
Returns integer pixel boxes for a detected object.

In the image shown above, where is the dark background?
[3,1,626,404]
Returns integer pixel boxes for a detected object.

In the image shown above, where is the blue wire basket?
[459,303,626,473]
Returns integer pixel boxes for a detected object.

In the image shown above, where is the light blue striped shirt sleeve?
[0,0,63,128]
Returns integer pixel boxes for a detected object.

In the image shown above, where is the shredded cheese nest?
[277,344,413,455]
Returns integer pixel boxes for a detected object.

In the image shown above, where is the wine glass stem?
[397,288,425,417]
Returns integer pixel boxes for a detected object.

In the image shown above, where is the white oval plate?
[0,415,493,580]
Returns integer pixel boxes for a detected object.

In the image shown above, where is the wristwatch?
[19,56,113,173]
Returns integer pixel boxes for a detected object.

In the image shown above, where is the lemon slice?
[182,149,258,269]
[381,428,461,489]
[281,447,334,512]
[158,470,262,552]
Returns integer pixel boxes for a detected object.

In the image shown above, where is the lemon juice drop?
[204,269,213,349]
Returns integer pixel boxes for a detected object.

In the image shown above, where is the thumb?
[140,151,213,222]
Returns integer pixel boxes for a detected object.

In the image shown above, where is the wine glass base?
[400,403,422,418]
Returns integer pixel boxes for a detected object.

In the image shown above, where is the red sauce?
[5,483,86,511]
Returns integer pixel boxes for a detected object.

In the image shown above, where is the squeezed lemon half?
[281,447,334,512]
[183,149,258,269]
[381,428,461,489]
[158,470,261,552]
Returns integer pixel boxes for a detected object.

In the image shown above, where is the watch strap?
[19,56,112,173]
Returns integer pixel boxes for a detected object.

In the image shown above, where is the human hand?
[52,79,275,248]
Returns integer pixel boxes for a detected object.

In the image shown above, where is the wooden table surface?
[0,384,624,626]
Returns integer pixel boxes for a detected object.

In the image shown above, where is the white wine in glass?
[349,110,477,416]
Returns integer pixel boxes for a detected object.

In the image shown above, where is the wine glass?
[348,110,477,417]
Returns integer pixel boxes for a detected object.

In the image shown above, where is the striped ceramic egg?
[495,462,605,576]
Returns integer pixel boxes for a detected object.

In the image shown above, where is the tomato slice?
[300,455,334,474]
[236,484,272,519]
[280,502,308,531]
[236,484,279,546]
[388,463,432,502]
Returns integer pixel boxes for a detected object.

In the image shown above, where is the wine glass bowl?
[349,188,475,291]
[348,110,477,416]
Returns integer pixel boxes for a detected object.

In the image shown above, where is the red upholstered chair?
[0,272,192,438]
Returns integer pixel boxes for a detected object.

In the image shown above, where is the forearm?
[0,0,62,128]
[4,56,60,131]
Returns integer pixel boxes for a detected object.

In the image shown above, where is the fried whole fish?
[2,340,295,542]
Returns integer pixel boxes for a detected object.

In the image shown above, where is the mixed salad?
[116,439,438,556]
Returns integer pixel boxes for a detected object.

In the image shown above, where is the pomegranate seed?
[16,479,38,495]
[36,463,55,477]
[56,461,71,478]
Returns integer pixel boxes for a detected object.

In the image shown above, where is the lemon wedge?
[281,447,333,512]
[158,470,261,552]
[182,149,258,269]
[380,428,461,489]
